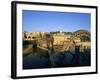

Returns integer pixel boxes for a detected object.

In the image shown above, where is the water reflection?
[23,44,90,69]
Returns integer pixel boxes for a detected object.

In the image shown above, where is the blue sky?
[22,10,91,32]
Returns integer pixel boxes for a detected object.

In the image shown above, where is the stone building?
[23,29,91,54]
[52,31,72,45]
[23,32,46,40]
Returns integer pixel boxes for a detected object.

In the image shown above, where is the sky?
[22,10,91,32]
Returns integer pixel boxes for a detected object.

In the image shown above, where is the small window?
[25,36,27,38]
[28,36,31,38]
[32,37,36,39]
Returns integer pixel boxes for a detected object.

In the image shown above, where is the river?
[23,47,90,69]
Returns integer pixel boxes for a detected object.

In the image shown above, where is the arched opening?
[32,37,36,39]
[28,36,31,39]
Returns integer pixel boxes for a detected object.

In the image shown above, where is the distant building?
[73,37,81,43]
[76,42,91,52]
[52,30,72,45]
[23,32,46,40]
[23,29,91,53]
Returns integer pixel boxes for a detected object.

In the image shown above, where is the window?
[28,36,31,38]
[32,37,36,39]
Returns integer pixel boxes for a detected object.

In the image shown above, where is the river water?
[23,47,90,69]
